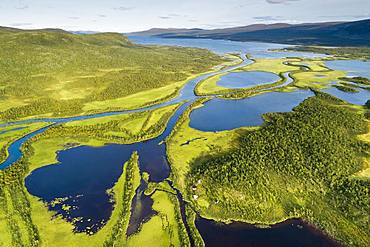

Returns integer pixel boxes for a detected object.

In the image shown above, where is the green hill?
[0,28,223,121]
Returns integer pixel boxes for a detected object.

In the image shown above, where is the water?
[129,36,327,59]
[326,60,370,78]
[0,36,356,245]
[1,124,55,169]
[0,127,25,135]
[25,102,192,233]
[189,91,314,132]
[0,54,251,170]
[323,87,369,105]
[216,71,280,89]
[196,218,343,247]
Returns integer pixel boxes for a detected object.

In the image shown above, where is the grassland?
[167,92,370,247]
[166,99,246,197]
[288,46,370,60]
[126,190,188,247]
[194,55,362,98]
[195,57,297,96]
[289,59,347,90]
[0,102,183,247]
[0,147,141,247]
[0,28,225,122]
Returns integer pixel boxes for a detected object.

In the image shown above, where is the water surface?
[323,87,369,105]
[196,218,343,247]
[25,102,191,233]
[326,60,370,78]
[129,36,327,59]
[216,71,280,89]
[189,90,314,132]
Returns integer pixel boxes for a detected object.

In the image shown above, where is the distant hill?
[129,19,370,47]
[0,26,69,34]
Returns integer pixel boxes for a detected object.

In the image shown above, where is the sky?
[1,0,370,32]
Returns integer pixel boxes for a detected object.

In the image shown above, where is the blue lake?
[196,218,342,247]
[217,71,280,89]
[129,36,327,59]
[0,36,355,245]
[323,87,369,105]
[25,102,192,233]
[326,60,370,78]
[189,90,314,132]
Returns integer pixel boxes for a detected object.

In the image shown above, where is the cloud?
[159,13,189,20]
[69,17,80,20]
[253,16,284,21]
[266,0,299,4]
[16,5,29,10]
[10,22,32,27]
[98,14,107,18]
[319,14,370,19]
[113,6,135,11]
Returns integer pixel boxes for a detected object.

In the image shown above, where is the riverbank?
[166,92,370,246]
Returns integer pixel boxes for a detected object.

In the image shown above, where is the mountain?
[129,19,370,47]
[129,28,204,36]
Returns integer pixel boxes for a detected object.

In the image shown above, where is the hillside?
[130,19,370,47]
[0,28,223,121]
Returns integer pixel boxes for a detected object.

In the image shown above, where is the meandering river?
[1,37,366,246]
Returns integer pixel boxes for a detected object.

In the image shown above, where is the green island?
[0,26,369,247]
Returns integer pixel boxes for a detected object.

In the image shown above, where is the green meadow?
[0,27,369,247]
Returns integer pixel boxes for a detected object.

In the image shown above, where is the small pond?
[216,71,280,89]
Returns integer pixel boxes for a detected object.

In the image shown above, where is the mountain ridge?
[128,19,370,47]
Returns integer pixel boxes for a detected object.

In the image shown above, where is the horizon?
[1,0,370,32]
[1,18,369,34]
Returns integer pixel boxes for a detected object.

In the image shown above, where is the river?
[1,37,366,246]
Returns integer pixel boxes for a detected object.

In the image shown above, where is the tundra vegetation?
[0,28,224,122]
[167,92,370,247]
[1,27,370,247]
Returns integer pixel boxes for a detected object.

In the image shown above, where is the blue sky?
[1,0,369,32]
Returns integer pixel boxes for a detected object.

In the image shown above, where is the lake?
[216,71,280,89]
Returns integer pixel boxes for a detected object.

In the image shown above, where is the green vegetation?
[168,92,370,247]
[126,190,189,247]
[0,122,50,163]
[0,138,141,247]
[333,85,359,93]
[167,98,246,199]
[0,28,224,122]
[194,56,351,98]
[288,59,347,90]
[195,57,297,96]
[103,152,141,246]
[288,46,370,60]
[0,102,184,246]
[340,77,370,86]
[32,103,181,146]
[185,206,205,247]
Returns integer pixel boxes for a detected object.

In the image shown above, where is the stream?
[0,38,366,246]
